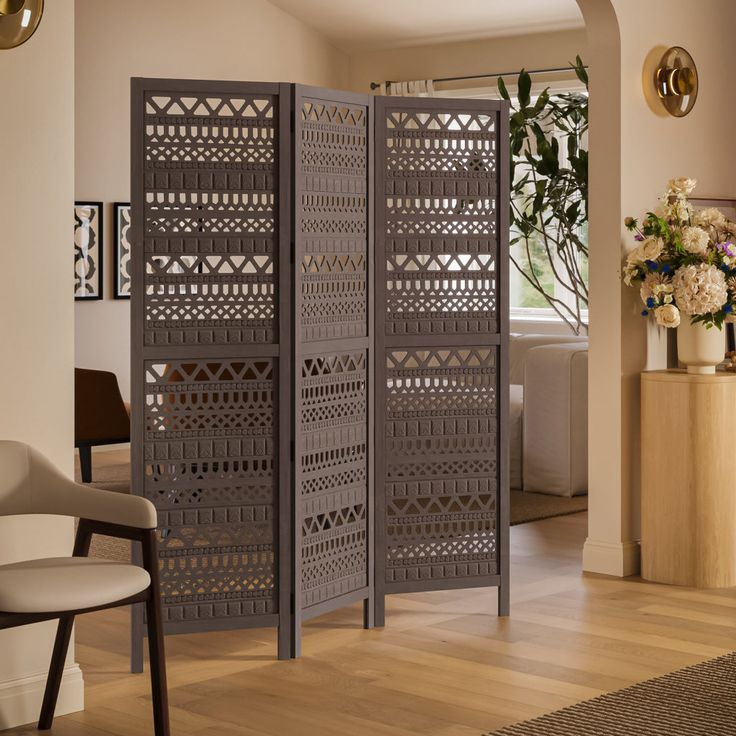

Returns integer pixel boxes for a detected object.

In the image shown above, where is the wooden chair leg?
[78,446,92,483]
[38,519,94,729]
[143,530,170,736]
[38,615,74,730]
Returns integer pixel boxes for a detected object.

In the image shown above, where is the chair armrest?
[29,447,156,529]
[522,343,588,497]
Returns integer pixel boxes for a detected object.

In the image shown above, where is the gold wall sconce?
[654,46,698,117]
[0,0,44,50]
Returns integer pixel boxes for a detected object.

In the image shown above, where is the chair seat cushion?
[0,557,150,613]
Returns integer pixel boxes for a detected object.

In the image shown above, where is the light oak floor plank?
[5,449,735,735]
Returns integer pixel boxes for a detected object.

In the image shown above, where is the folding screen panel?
[291,86,374,655]
[373,97,510,622]
[130,79,292,667]
[131,79,509,662]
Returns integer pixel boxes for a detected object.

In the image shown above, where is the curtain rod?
[369,65,586,91]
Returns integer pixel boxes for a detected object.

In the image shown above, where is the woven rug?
[510,490,586,526]
[486,652,736,735]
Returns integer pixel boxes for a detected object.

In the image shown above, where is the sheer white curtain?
[377,79,435,96]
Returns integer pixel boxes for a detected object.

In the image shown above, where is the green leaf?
[533,89,550,114]
[498,76,511,101]
[573,55,589,87]
[518,69,532,109]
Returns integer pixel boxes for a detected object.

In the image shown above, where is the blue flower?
[721,264,731,273]
[645,260,658,270]
[725,304,734,314]
[646,297,656,308]
[641,309,649,317]
[661,263,672,273]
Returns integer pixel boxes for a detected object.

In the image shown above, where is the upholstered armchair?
[75,368,131,482]
[0,441,169,735]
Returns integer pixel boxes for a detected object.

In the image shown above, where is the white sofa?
[509,334,588,497]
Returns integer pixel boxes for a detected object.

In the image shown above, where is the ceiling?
[268,0,584,52]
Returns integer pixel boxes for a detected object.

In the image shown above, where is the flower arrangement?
[623,178,736,329]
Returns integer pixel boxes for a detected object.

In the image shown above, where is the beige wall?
[0,0,81,728]
[74,0,349,400]
[580,0,736,575]
[347,28,588,93]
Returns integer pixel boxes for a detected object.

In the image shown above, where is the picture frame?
[74,201,104,301]
[113,202,132,299]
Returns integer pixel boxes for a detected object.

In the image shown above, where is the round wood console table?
[641,370,736,588]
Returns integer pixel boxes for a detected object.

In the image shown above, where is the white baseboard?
[0,664,84,730]
[583,538,641,577]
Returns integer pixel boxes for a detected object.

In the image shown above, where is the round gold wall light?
[0,0,44,50]
[654,46,698,117]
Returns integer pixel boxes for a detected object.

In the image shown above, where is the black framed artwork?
[74,201,103,300]
[113,202,132,299]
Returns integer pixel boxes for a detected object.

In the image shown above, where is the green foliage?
[499,58,589,334]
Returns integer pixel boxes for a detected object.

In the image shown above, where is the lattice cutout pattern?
[143,92,278,346]
[299,352,368,607]
[384,348,498,583]
[143,358,277,622]
[383,108,498,335]
[299,99,368,341]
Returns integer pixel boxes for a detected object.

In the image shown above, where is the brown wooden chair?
[0,441,169,735]
[75,368,131,483]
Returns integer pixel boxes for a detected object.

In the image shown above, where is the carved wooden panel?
[131,79,291,664]
[374,97,510,616]
[292,86,373,653]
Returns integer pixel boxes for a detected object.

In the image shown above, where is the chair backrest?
[75,368,130,445]
[0,441,35,516]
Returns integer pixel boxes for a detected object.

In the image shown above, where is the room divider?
[130,78,508,666]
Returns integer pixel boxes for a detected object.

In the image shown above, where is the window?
[438,78,589,323]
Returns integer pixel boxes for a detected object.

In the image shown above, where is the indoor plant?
[623,177,733,373]
[499,57,589,335]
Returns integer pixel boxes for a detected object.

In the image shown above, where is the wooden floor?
[9,450,736,735]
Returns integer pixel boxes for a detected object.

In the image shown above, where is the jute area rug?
[486,652,736,735]
[75,463,587,562]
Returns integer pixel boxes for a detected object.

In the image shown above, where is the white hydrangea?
[681,226,710,255]
[654,304,681,328]
[672,263,728,316]
[693,207,727,228]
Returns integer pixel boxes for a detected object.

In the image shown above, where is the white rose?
[681,226,710,255]
[627,236,664,265]
[654,304,681,328]
[667,177,697,196]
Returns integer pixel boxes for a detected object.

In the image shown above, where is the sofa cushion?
[510,333,587,386]
[522,343,588,497]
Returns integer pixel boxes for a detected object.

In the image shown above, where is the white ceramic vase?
[676,319,726,374]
